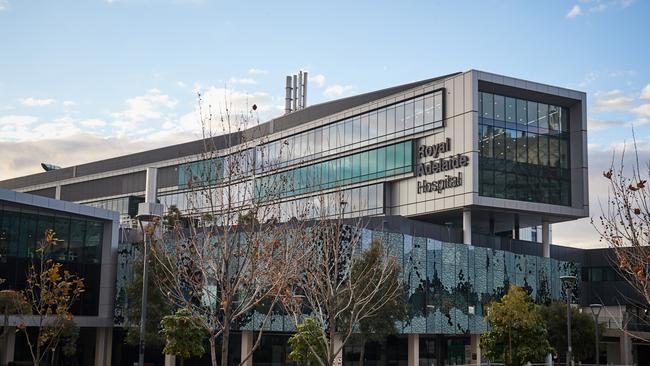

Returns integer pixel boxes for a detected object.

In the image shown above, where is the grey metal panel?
[478,80,581,107]
[157,165,179,188]
[0,167,74,190]
[60,171,146,202]
[0,73,461,190]
[25,186,56,198]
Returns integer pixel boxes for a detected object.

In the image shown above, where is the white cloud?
[111,89,178,127]
[20,97,56,107]
[594,89,634,111]
[0,0,9,11]
[248,68,267,75]
[589,3,607,12]
[229,77,257,85]
[0,131,198,180]
[180,86,275,134]
[0,115,38,126]
[310,74,326,88]
[62,100,76,107]
[632,104,650,117]
[640,84,650,100]
[566,5,582,18]
[324,84,354,98]
[79,118,107,128]
[176,81,188,88]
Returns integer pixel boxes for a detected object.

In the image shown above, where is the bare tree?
[594,139,650,306]
[282,196,403,366]
[150,94,308,366]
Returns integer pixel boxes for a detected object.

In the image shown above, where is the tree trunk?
[209,335,218,366]
[221,323,230,366]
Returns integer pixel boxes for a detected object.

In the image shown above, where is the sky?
[1,0,649,248]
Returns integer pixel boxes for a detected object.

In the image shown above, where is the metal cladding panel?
[25,186,56,199]
[60,171,146,202]
[0,167,74,190]
[157,165,179,188]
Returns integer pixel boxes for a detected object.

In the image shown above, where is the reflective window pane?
[493,94,505,121]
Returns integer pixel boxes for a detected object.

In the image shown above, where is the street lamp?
[135,167,164,366]
[589,303,603,366]
[560,275,577,366]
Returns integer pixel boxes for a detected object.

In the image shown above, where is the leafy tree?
[17,230,85,366]
[124,243,173,349]
[347,241,406,366]
[288,317,327,365]
[159,308,207,366]
[480,286,552,366]
[540,302,605,362]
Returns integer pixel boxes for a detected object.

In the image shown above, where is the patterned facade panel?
[114,226,579,335]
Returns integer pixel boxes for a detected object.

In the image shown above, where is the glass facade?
[114,224,579,334]
[478,92,571,205]
[256,141,412,201]
[179,90,442,188]
[0,207,105,315]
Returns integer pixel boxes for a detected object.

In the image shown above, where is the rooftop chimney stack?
[284,70,308,114]
[285,76,292,114]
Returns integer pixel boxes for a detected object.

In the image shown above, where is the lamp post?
[136,167,164,366]
[589,303,603,366]
[560,275,577,366]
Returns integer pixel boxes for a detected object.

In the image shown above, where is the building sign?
[416,138,470,194]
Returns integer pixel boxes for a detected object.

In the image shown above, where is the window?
[505,97,516,122]
[404,100,414,131]
[538,103,549,130]
[482,92,493,119]
[479,92,571,206]
[527,101,537,127]
[386,107,396,136]
[494,94,505,121]
[517,99,527,125]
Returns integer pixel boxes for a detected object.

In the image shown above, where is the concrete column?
[333,333,343,366]
[463,209,472,245]
[542,221,551,258]
[1,328,16,365]
[408,333,419,366]
[54,185,61,200]
[94,327,113,366]
[620,332,632,365]
[470,334,481,365]
[240,330,253,366]
[164,354,176,366]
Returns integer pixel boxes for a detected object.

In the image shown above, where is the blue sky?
[1,0,649,247]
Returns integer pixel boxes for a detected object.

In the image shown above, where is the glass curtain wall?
[179,91,442,188]
[256,141,412,201]
[0,207,104,315]
[478,92,571,205]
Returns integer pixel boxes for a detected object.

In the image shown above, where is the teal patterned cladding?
[113,227,579,334]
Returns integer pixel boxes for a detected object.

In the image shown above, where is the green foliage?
[288,318,327,365]
[58,317,80,357]
[163,205,193,229]
[540,302,605,362]
[480,286,552,366]
[160,308,207,360]
[125,244,173,349]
